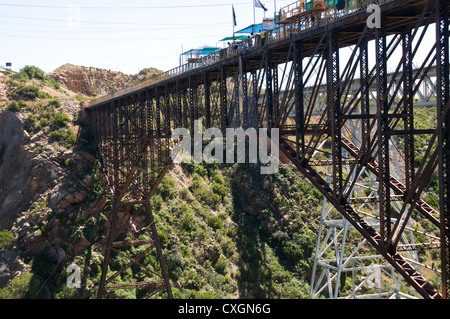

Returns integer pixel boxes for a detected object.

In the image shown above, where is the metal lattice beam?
[83,0,450,299]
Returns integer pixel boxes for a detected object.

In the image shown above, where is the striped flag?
[254,0,268,11]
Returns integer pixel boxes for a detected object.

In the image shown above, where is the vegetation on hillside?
[150,161,322,299]
[0,161,322,299]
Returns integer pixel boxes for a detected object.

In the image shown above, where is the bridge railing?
[89,0,394,107]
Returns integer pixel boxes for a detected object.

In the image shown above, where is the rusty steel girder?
[84,0,450,299]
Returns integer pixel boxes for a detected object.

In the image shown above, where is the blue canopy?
[219,36,250,41]
[235,23,264,34]
[181,46,221,56]
[236,22,281,34]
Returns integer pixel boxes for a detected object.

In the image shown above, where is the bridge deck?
[86,0,433,109]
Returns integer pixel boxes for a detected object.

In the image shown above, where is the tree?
[20,65,45,81]
[0,230,14,249]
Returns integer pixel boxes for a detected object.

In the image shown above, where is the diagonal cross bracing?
[84,0,450,299]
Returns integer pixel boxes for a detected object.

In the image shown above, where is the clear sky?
[0,0,295,75]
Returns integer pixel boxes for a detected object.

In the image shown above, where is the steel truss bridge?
[83,0,450,299]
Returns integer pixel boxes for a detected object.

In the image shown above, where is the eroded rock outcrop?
[48,64,163,98]
[0,249,31,287]
[0,110,55,230]
[49,64,131,97]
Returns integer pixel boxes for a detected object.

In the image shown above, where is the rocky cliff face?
[0,108,99,227]
[0,110,55,229]
[0,73,8,105]
[49,64,131,97]
[0,108,100,292]
[48,64,162,97]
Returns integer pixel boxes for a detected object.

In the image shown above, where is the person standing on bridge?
[260,30,266,46]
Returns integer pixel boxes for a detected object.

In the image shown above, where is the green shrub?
[0,230,14,249]
[6,78,18,87]
[220,237,236,258]
[212,182,227,198]
[189,175,202,191]
[39,91,51,99]
[24,114,38,132]
[0,273,40,299]
[52,113,70,127]
[6,100,20,112]
[215,255,228,274]
[27,114,37,125]
[158,228,168,245]
[14,85,40,99]
[54,285,78,299]
[64,130,77,148]
[158,175,177,200]
[32,115,50,132]
[51,81,61,90]
[185,271,201,289]
[195,227,207,241]
[40,111,52,120]
[207,214,224,230]
[49,128,77,148]
[424,194,439,210]
[212,174,224,185]
[38,117,49,129]
[49,130,64,142]
[195,165,208,177]
[180,207,196,232]
[196,189,221,208]
[183,160,208,177]
[152,194,163,211]
[49,99,61,108]
[178,188,190,201]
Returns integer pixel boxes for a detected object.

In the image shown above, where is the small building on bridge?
[180,46,221,68]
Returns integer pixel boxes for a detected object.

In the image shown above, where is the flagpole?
[253,0,256,34]
[233,5,236,40]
